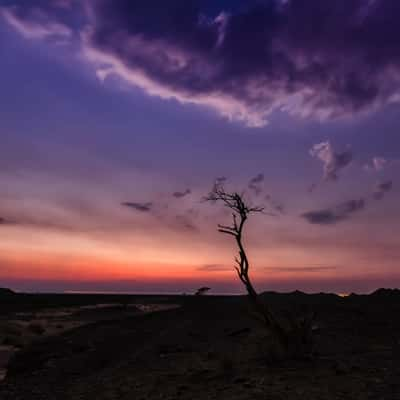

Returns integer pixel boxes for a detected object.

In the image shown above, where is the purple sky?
[0,0,400,294]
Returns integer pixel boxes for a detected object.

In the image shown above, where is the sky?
[0,0,400,294]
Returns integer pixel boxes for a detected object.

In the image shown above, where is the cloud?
[248,173,264,195]
[121,202,153,212]
[310,141,353,181]
[175,214,197,231]
[302,198,365,225]
[364,156,388,172]
[172,189,191,198]
[81,0,400,125]
[214,176,227,185]
[53,0,74,10]
[0,217,18,226]
[249,173,264,185]
[186,207,200,218]
[265,194,285,214]
[373,180,393,200]
[302,209,346,225]
[5,0,400,126]
[264,266,338,273]
[1,6,72,40]
[364,157,400,172]
[197,264,231,272]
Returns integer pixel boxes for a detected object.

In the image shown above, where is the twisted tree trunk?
[230,212,288,350]
[206,184,314,359]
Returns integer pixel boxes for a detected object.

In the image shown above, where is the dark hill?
[0,288,15,297]
[371,288,400,297]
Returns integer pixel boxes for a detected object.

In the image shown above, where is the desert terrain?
[0,288,399,399]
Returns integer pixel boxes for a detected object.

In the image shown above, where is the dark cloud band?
[373,180,393,200]
[121,202,153,212]
[173,189,191,198]
[302,198,365,225]
[4,0,400,125]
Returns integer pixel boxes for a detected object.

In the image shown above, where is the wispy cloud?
[197,264,231,272]
[265,195,285,214]
[248,173,264,195]
[264,266,338,273]
[310,141,353,182]
[1,6,72,40]
[373,180,393,200]
[175,214,197,231]
[121,202,153,212]
[364,156,388,172]
[172,189,191,199]
[215,177,227,185]
[302,198,365,225]
[364,156,400,172]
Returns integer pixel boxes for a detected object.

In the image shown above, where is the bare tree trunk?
[233,218,289,350]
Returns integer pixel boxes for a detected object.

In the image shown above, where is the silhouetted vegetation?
[206,183,314,359]
[195,287,211,296]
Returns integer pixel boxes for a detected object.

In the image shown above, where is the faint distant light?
[337,293,350,298]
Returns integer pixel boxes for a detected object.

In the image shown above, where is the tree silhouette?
[206,182,313,358]
[195,287,211,296]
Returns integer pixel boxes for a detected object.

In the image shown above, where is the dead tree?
[205,183,313,358]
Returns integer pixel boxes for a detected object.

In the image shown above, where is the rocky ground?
[0,290,400,399]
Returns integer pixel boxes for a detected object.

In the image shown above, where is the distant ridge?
[347,288,400,299]
[371,288,400,297]
[259,288,400,305]
[260,288,400,297]
[0,287,15,296]
[260,290,340,298]
[259,290,341,306]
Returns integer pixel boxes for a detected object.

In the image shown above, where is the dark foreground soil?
[1,291,400,399]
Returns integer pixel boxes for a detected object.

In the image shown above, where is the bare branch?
[248,205,265,213]
[205,183,265,217]
[218,228,237,236]
[217,223,237,233]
